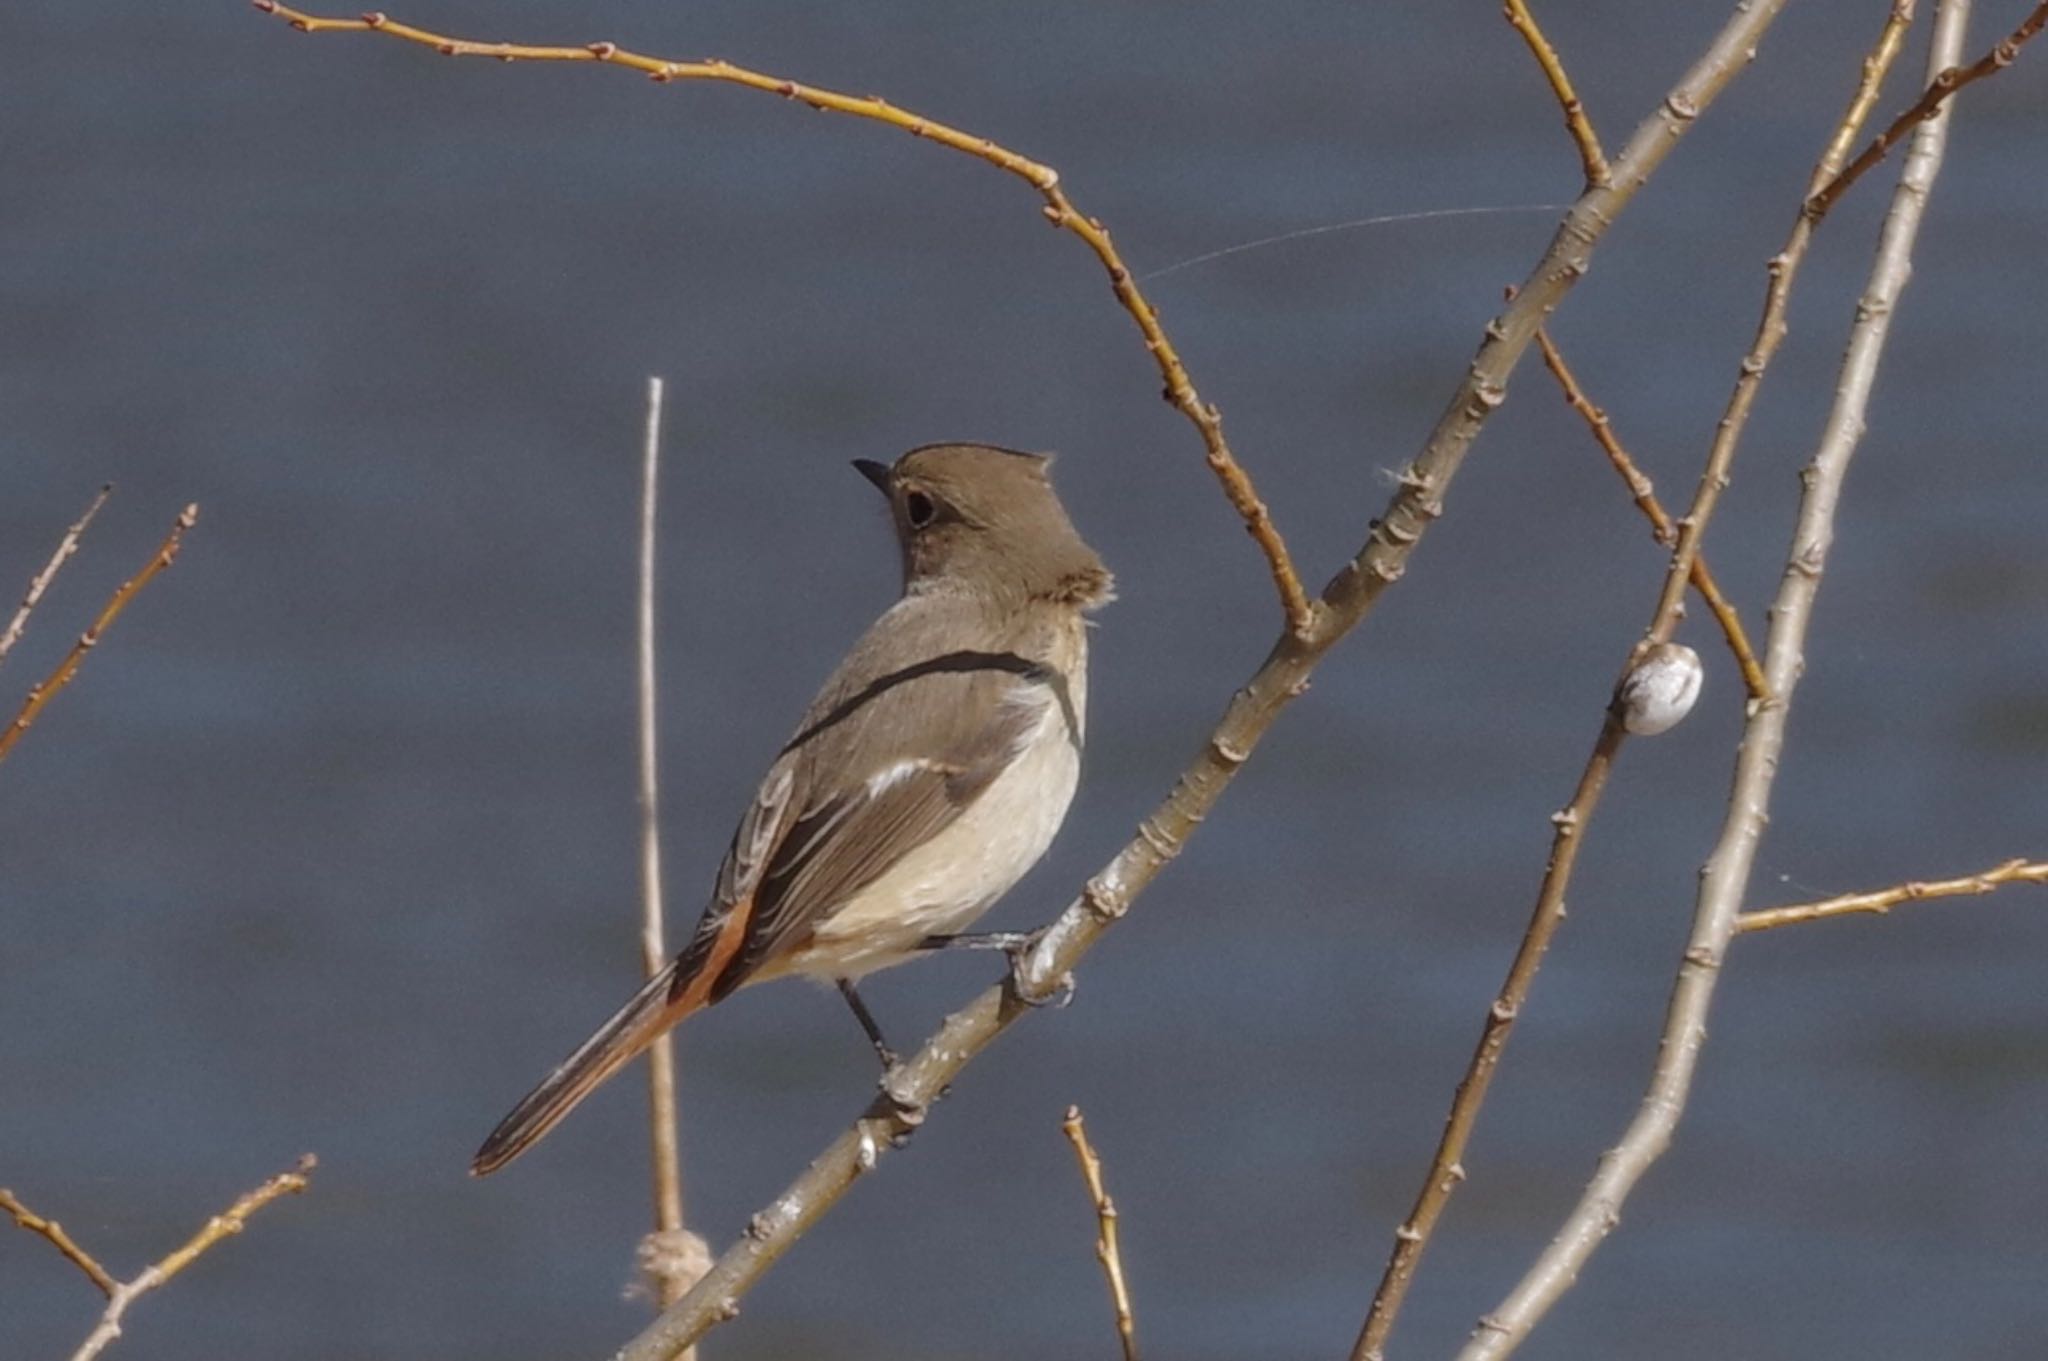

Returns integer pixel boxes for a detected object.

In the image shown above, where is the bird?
[472,442,1112,1176]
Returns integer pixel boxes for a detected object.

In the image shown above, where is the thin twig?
[0,504,199,768]
[1456,6,1971,1356]
[601,0,1796,1354]
[250,2,1313,634]
[1532,326,1767,700]
[633,377,696,1318]
[1349,11,1916,1355]
[1641,0,1917,653]
[27,1155,316,1361]
[1501,0,1609,187]
[1,1187,120,1296]
[1061,1107,1139,1361]
[1807,0,2048,220]
[0,485,113,669]
[1737,857,2048,933]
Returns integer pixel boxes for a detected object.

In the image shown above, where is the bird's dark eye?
[904,490,937,528]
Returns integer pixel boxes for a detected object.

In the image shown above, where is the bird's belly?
[781,720,1081,983]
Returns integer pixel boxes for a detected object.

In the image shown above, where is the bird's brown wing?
[674,596,1071,1004]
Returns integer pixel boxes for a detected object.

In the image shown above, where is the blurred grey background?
[4,3,2045,1358]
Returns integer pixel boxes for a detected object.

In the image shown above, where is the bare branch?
[1532,326,1767,699]
[0,504,199,768]
[1454,6,1972,1356]
[1060,1107,1139,1361]
[598,0,1800,1355]
[1737,857,2048,933]
[1807,0,2048,220]
[0,1187,119,1296]
[1641,0,1917,651]
[1501,0,1609,187]
[0,484,113,670]
[250,2,1313,633]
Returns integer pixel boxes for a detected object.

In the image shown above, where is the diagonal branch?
[1,1187,119,1296]
[251,2,1313,633]
[0,484,112,669]
[1501,0,1609,187]
[0,504,200,768]
[1455,5,1973,1356]
[1807,0,2048,220]
[1736,857,2048,933]
[599,2,1800,1357]
[1532,326,1767,699]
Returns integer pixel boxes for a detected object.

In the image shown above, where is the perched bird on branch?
[474,442,1112,1175]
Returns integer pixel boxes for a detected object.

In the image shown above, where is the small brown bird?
[473,443,1112,1175]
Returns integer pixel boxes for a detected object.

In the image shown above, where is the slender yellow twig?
[0,504,199,767]
[250,2,1314,635]
[1641,0,1916,651]
[1532,327,1767,700]
[1061,1107,1139,1361]
[0,485,113,669]
[1736,858,2048,933]
[1501,0,1609,187]
[1807,0,2048,220]
[1,1187,119,1296]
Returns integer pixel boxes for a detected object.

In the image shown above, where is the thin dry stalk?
[5,1155,317,1361]
[1456,6,1971,1356]
[1532,326,1767,699]
[1351,11,1916,1355]
[605,0,1797,1354]
[1061,1107,1139,1361]
[1807,0,2048,220]
[0,504,199,767]
[0,485,113,669]
[633,377,694,1317]
[1501,0,1608,186]
[1736,857,2048,933]
[251,2,1312,634]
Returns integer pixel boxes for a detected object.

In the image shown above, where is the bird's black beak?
[851,459,893,495]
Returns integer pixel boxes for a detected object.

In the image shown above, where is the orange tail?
[471,958,701,1176]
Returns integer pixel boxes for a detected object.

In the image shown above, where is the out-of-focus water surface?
[4,4,2045,1358]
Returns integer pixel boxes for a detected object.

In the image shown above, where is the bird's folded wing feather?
[669,597,1067,1004]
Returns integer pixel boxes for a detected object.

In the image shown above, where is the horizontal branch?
[251,2,1313,631]
[0,503,199,768]
[1736,857,2048,933]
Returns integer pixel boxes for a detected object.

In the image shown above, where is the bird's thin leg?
[922,931,1073,1009]
[837,978,899,1070]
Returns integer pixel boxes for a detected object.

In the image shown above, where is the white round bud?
[1617,643,1703,736]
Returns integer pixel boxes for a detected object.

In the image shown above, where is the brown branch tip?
[249,0,1312,633]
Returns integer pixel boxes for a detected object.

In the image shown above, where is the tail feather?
[471,959,698,1176]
